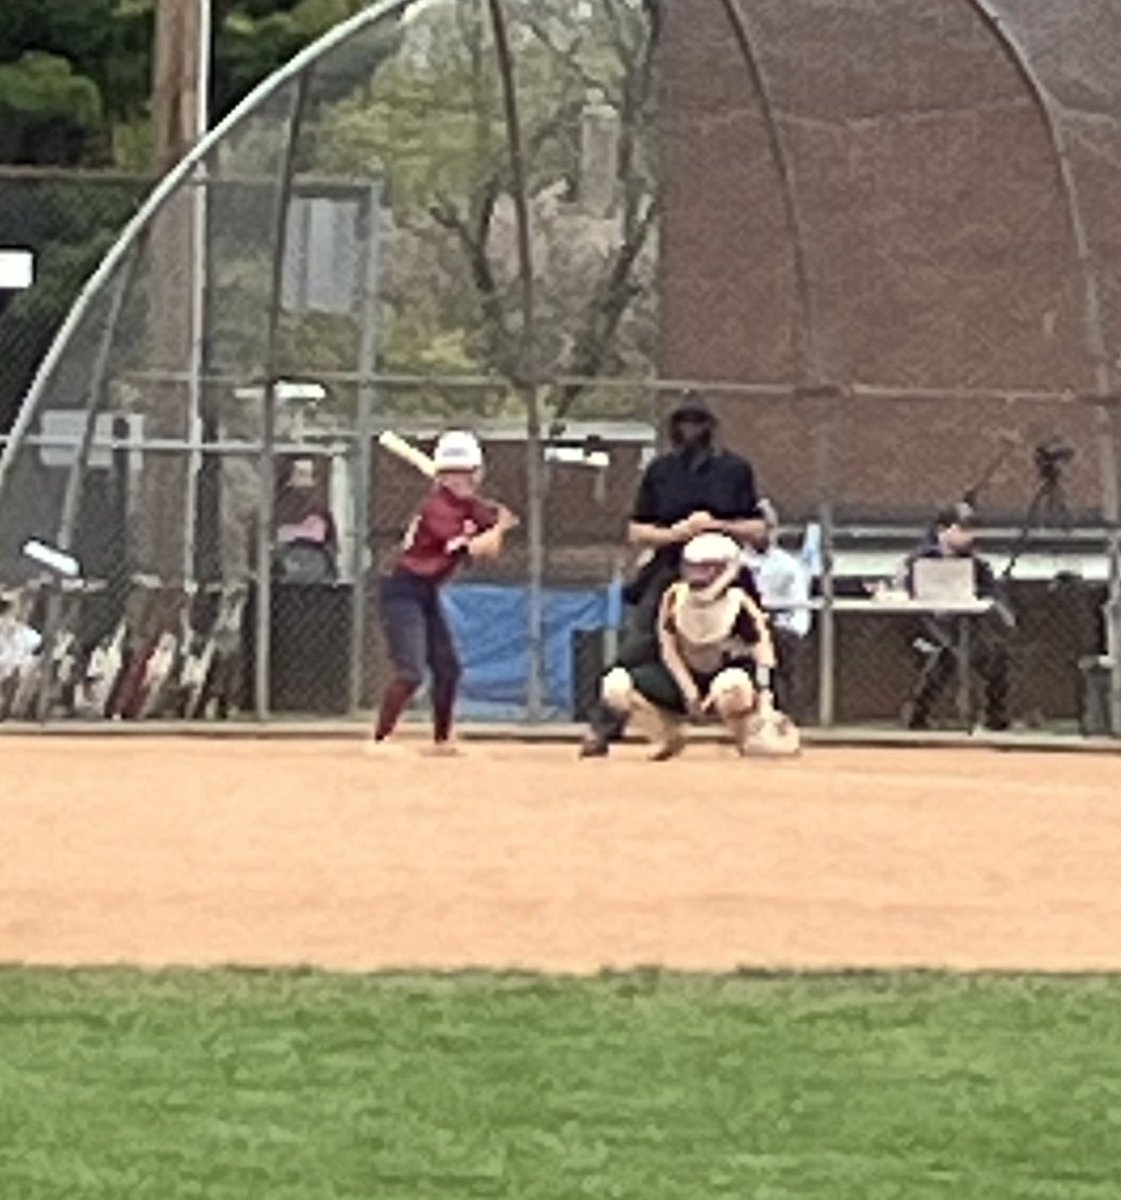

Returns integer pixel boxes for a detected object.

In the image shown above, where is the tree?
[0,53,106,165]
[0,0,379,169]
[0,0,387,426]
[0,0,151,166]
[304,0,662,423]
[0,175,149,430]
[211,0,381,122]
[1,0,662,426]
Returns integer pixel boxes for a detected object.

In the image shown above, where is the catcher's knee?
[708,668,754,718]
[601,666,636,714]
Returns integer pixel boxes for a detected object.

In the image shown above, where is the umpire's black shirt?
[631,447,761,572]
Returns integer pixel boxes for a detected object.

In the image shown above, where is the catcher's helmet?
[682,532,741,600]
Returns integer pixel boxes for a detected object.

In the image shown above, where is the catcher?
[599,532,799,760]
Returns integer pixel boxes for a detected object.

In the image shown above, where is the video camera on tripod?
[1033,438,1075,488]
[957,434,1075,590]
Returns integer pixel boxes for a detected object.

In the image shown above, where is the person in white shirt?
[0,594,42,701]
[742,499,812,719]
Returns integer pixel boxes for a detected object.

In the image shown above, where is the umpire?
[580,390,765,756]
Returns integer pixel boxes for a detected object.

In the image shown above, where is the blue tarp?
[441,582,622,721]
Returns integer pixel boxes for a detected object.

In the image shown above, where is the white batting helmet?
[433,430,484,472]
[432,429,484,470]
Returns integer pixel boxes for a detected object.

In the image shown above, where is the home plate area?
[3,736,1121,974]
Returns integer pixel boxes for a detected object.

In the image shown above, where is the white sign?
[232,380,327,404]
[282,197,362,315]
[39,411,143,470]
[0,249,33,290]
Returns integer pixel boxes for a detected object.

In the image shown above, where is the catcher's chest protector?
[668,583,748,672]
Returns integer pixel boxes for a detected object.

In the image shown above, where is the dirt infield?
[3,736,1121,973]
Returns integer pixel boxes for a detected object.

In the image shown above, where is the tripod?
[922,441,1071,728]
[1002,443,1073,582]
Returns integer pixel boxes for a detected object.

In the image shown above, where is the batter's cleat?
[420,741,463,758]
[362,735,406,758]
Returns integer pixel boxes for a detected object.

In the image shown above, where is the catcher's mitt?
[742,706,802,757]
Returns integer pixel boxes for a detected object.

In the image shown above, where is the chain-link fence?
[1,0,1119,739]
[0,168,152,436]
[0,375,1116,736]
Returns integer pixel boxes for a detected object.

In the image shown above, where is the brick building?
[657,0,1121,526]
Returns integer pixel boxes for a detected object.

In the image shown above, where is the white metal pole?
[349,182,383,714]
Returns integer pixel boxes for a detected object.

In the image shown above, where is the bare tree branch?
[475,173,500,247]
[429,190,512,357]
[430,0,662,409]
[551,195,661,426]
[617,0,662,243]
[523,14,606,95]
[601,0,631,60]
[462,5,492,165]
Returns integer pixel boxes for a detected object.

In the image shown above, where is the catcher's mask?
[682,532,741,604]
[669,390,716,454]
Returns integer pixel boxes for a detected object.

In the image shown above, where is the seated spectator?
[742,499,812,720]
[0,593,42,713]
[901,502,1011,730]
[274,457,339,584]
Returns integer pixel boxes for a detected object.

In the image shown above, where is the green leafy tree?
[0,0,150,166]
[0,53,105,165]
[0,0,383,169]
[0,175,148,428]
[211,0,382,123]
[0,0,385,425]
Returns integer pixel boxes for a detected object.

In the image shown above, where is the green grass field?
[3,969,1121,1199]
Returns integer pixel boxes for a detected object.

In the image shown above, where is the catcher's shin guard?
[600,666,635,715]
[707,667,755,752]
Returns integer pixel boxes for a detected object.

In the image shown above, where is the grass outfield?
[2,970,1121,1199]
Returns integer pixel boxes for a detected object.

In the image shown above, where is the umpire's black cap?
[935,500,978,529]
[670,389,716,423]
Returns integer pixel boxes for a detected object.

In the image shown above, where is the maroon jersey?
[395,485,496,583]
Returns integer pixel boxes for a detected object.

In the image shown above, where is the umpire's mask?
[669,390,716,458]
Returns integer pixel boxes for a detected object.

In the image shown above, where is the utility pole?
[140,0,210,582]
[152,0,205,173]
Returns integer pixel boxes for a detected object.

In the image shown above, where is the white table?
[807,597,995,726]
[827,598,994,617]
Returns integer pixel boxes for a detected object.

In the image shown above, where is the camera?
[1033,438,1074,483]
